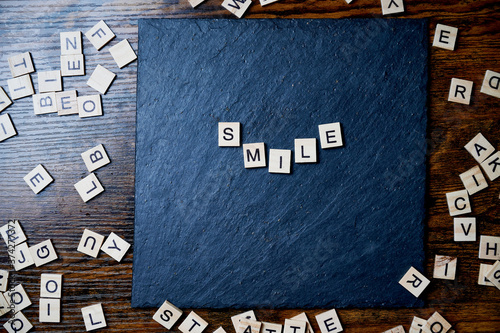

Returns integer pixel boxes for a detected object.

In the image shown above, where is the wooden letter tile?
[409,316,426,333]
[85,20,115,51]
[231,310,257,331]
[8,52,34,78]
[480,151,500,181]
[238,319,262,333]
[29,239,58,267]
[319,122,343,149]
[3,311,33,333]
[81,144,111,172]
[87,65,116,94]
[7,74,34,100]
[0,113,17,142]
[38,70,62,93]
[262,322,283,333]
[448,78,473,105]
[109,39,137,68]
[61,54,85,76]
[178,311,209,333]
[0,293,11,317]
[60,31,83,55]
[81,303,106,331]
[315,309,343,333]
[269,149,292,174]
[478,263,495,286]
[453,217,476,242]
[424,312,451,333]
[433,255,457,280]
[33,92,58,115]
[0,87,13,112]
[484,261,500,290]
[0,270,8,293]
[56,90,78,116]
[77,229,105,258]
[0,220,27,246]
[398,266,430,297]
[480,70,500,98]
[479,235,500,260]
[464,133,495,163]
[243,143,267,168]
[152,300,183,330]
[101,232,131,262]
[432,24,458,51]
[189,0,207,8]
[78,94,102,118]
[291,313,314,333]
[381,0,404,15]
[12,242,34,271]
[382,325,405,333]
[445,189,471,216]
[23,164,53,194]
[294,138,317,164]
[40,297,61,323]
[222,0,252,18]
[213,327,227,333]
[260,0,280,6]
[284,319,307,333]
[4,284,31,313]
[218,122,241,147]
[74,173,104,202]
[40,273,62,298]
[459,165,488,195]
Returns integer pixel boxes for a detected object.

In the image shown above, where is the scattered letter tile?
[77,229,105,258]
[8,52,34,78]
[218,122,241,147]
[433,255,457,280]
[0,87,13,112]
[432,24,458,51]
[74,173,104,202]
[238,319,262,333]
[40,273,62,298]
[222,0,252,18]
[464,133,495,163]
[87,65,116,94]
[409,316,426,333]
[445,189,471,216]
[478,263,495,287]
[56,90,78,116]
[61,54,85,76]
[269,149,292,174]
[315,309,343,333]
[484,260,500,290]
[0,293,11,317]
[24,164,53,194]
[0,220,27,246]
[101,232,130,262]
[29,239,58,267]
[382,326,404,333]
[243,143,267,168]
[60,31,83,55]
[460,165,488,195]
[319,122,343,149]
[294,138,317,163]
[479,235,500,260]
[480,70,500,99]
[480,151,500,181]
[78,94,102,118]
[152,300,183,329]
[4,284,31,313]
[189,0,207,7]
[260,0,280,6]
[424,312,451,333]
[213,327,227,333]
[453,217,476,242]
[291,313,314,333]
[284,319,308,333]
[0,270,8,292]
[40,298,60,323]
[3,311,32,333]
[85,20,115,51]
[109,39,137,68]
[178,311,208,333]
[7,74,34,100]
[262,322,283,333]
[12,242,34,271]
[399,266,430,297]
[448,78,473,105]
[38,70,62,93]
[381,0,404,15]
[81,144,111,172]
[82,303,106,331]
[33,92,58,115]
[0,113,17,142]
[231,310,257,331]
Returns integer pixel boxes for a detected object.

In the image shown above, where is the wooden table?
[0,1,499,332]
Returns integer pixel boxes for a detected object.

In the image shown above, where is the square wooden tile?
[33,92,58,115]
[221,0,252,18]
[459,165,488,195]
[3,311,32,333]
[0,87,13,112]
[23,164,53,194]
[109,39,137,68]
[81,144,111,172]
[29,239,58,267]
[448,78,473,105]
[101,232,130,262]
[61,54,85,76]
[0,113,16,142]
[85,20,115,51]
[318,122,343,149]
[0,220,27,247]
[81,303,106,331]
[231,310,256,331]
[7,74,34,100]
[269,149,292,174]
[424,312,451,333]
[40,298,61,323]
[12,242,34,271]
[398,266,430,297]
[432,24,458,50]
[40,273,62,298]
[56,90,78,116]
[445,189,471,216]
[8,52,34,78]
[433,255,457,280]
[87,65,116,94]
[38,70,62,93]
[315,309,342,333]
[243,143,267,168]
[218,122,241,147]
[479,235,500,260]
[4,284,31,313]
[77,229,105,258]
[464,133,495,163]
[453,217,476,242]
[74,173,104,202]
[178,311,208,333]
[78,94,102,118]
[152,300,183,329]
[480,70,500,98]
[60,31,82,55]
[480,151,500,181]
[381,0,404,15]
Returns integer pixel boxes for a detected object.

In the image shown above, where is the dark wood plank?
[0,0,499,332]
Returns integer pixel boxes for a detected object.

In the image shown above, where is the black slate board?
[132,18,428,309]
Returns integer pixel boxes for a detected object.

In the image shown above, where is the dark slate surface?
[132,18,428,309]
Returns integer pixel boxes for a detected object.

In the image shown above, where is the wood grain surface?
[0,0,499,332]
